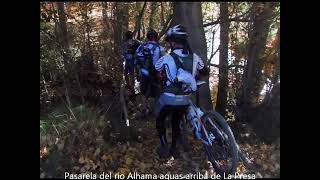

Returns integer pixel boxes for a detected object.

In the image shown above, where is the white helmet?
[165,24,188,42]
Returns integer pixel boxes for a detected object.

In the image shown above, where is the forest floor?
[40,94,280,179]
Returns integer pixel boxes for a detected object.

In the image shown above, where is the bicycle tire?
[201,111,238,175]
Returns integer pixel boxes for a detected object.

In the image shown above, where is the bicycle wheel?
[201,111,238,175]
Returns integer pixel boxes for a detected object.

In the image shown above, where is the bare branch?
[133,1,147,40]
[203,11,250,28]
[228,64,245,68]
[210,64,219,68]
[209,45,220,63]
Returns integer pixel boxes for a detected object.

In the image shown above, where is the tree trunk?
[134,2,147,40]
[113,2,129,62]
[171,2,213,110]
[243,2,276,108]
[215,2,230,117]
[250,82,280,143]
[160,2,165,26]
[57,2,71,68]
[83,4,94,62]
[113,2,121,55]
[149,2,157,29]
[271,27,280,85]
[57,2,72,107]
[122,3,129,34]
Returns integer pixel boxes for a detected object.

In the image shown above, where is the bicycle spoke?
[201,113,237,173]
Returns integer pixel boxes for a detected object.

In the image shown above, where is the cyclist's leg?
[124,63,130,88]
[156,105,171,158]
[128,67,135,94]
[140,75,146,95]
[170,105,188,156]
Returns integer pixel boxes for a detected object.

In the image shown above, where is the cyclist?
[135,29,165,98]
[154,24,209,158]
[122,31,140,95]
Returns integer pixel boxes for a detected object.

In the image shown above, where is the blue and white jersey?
[155,49,205,87]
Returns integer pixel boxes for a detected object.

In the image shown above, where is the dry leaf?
[40,172,45,178]
[139,162,146,171]
[57,140,65,151]
[125,157,133,166]
[79,156,86,164]
[40,147,49,158]
[94,148,101,156]
[256,172,263,178]
[117,167,130,176]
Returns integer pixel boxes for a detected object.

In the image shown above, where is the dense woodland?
[40,2,280,178]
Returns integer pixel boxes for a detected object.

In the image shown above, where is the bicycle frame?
[187,100,214,146]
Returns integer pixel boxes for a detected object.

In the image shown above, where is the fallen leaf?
[117,167,130,176]
[264,174,272,178]
[57,140,65,151]
[262,164,268,170]
[256,172,263,178]
[48,139,54,146]
[79,156,86,164]
[80,166,86,173]
[139,162,146,171]
[95,128,99,134]
[102,154,113,161]
[40,147,48,158]
[256,159,262,165]
[125,157,133,166]
[94,148,101,156]
[40,172,45,178]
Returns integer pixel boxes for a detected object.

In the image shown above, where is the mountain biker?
[122,31,140,95]
[154,24,209,158]
[135,29,165,98]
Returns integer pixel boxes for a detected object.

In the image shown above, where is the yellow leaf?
[139,162,146,171]
[125,157,133,166]
[40,147,49,158]
[117,167,130,176]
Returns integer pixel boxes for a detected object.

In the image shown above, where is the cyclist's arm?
[152,46,161,66]
[155,56,165,72]
[195,54,209,78]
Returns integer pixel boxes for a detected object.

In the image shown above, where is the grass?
[40,104,103,138]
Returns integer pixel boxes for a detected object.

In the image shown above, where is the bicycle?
[182,80,239,175]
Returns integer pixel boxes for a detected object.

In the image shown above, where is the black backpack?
[163,52,194,95]
[127,40,140,54]
[170,52,194,74]
[139,43,159,73]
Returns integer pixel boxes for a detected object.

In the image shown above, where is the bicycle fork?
[188,102,215,146]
